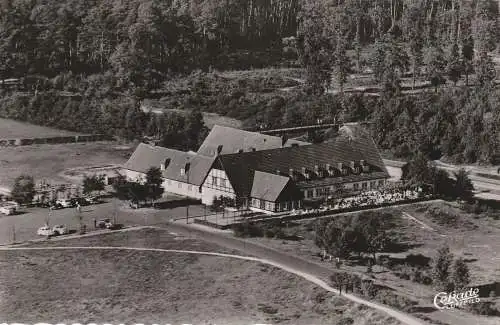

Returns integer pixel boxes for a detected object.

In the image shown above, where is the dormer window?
[180,168,185,176]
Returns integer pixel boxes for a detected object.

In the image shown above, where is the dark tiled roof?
[124,143,214,186]
[197,125,284,156]
[218,135,389,197]
[250,171,290,202]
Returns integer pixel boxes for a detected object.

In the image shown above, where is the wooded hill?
[0,0,499,164]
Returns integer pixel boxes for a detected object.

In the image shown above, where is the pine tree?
[452,257,470,291]
[432,246,454,291]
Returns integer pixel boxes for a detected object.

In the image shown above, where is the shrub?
[258,304,278,315]
[465,301,499,316]
[232,222,264,238]
[361,279,376,298]
[337,318,354,325]
[375,290,418,311]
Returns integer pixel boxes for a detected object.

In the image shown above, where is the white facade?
[125,169,146,183]
[162,178,202,200]
[201,168,236,205]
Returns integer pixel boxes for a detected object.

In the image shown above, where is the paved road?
[0,244,429,325]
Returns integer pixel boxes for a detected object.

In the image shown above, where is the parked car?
[37,225,54,236]
[56,199,75,208]
[52,225,67,235]
[72,197,90,206]
[0,206,16,215]
[97,218,113,229]
[49,203,64,210]
[85,196,100,204]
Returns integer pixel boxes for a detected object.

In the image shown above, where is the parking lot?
[0,199,206,245]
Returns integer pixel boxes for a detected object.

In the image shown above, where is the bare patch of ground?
[0,141,134,188]
[0,228,402,325]
[0,117,83,139]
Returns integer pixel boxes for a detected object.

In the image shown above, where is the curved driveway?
[0,245,428,325]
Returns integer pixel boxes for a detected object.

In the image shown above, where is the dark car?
[97,218,113,229]
[72,197,90,206]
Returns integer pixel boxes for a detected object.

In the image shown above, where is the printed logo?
[433,287,480,310]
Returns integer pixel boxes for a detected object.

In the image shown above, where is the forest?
[0,0,499,163]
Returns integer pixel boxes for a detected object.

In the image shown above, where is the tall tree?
[432,246,454,291]
[11,175,35,204]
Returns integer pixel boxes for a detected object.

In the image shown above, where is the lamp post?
[185,161,190,224]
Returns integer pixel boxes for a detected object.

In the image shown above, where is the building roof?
[250,171,291,202]
[123,143,214,186]
[123,143,178,174]
[216,134,389,197]
[197,125,284,156]
[162,152,215,186]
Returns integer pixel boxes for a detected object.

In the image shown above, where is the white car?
[0,206,16,215]
[37,226,54,236]
[52,225,67,235]
[56,199,74,208]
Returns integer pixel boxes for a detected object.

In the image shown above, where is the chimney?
[216,145,224,155]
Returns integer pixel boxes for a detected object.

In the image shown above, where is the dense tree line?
[298,0,499,92]
[0,0,299,84]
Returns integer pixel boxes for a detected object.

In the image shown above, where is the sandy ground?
[0,228,402,325]
[0,117,82,139]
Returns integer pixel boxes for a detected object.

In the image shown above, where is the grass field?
[0,141,134,189]
[0,117,83,139]
[247,201,500,325]
[0,228,402,325]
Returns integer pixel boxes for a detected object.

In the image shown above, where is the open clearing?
[0,117,83,139]
[0,228,402,325]
[247,201,500,325]
[0,141,134,189]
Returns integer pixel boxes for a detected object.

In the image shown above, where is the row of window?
[250,198,300,212]
[304,180,385,198]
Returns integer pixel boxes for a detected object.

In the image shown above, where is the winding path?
[0,245,428,325]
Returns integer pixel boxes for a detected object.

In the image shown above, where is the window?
[378,180,385,186]
[307,190,314,198]
[180,168,185,176]
[188,185,192,191]
[178,182,182,189]
[212,176,217,186]
[260,200,265,209]
[370,181,376,188]
[362,182,368,189]
[353,183,359,190]
[220,179,226,188]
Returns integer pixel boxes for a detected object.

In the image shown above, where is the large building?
[123,125,390,213]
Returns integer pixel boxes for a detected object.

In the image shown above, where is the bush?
[361,280,377,298]
[375,290,418,311]
[232,222,264,238]
[465,301,499,316]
